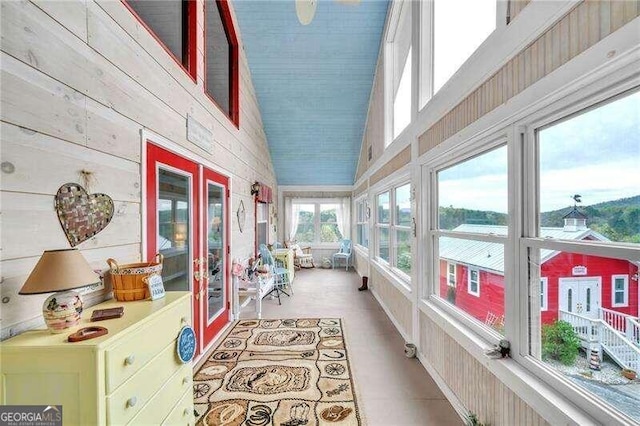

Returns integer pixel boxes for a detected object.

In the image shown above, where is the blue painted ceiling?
[233,0,389,186]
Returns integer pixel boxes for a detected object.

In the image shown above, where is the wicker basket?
[107,254,163,301]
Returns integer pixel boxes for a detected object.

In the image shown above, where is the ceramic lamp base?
[42,290,84,334]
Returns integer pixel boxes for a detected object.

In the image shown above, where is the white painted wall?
[0,0,276,338]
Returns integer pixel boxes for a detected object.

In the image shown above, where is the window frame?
[204,0,240,127]
[290,199,346,247]
[374,178,413,284]
[467,267,480,297]
[123,0,197,82]
[354,195,369,251]
[540,277,548,311]
[611,274,629,308]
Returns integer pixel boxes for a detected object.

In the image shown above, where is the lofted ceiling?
[233,0,389,186]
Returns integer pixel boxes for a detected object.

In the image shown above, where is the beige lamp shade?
[19,249,99,294]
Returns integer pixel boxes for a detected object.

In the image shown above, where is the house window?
[612,275,628,307]
[432,0,496,94]
[205,0,239,126]
[447,262,456,286]
[385,0,412,145]
[432,143,507,335]
[355,197,369,249]
[468,268,480,297]
[255,202,269,251]
[126,0,196,79]
[290,199,348,245]
[540,277,548,311]
[375,182,412,281]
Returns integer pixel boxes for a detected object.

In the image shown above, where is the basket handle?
[153,253,164,265]
[106,258,119,272]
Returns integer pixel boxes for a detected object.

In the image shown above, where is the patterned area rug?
[194,318,363,425]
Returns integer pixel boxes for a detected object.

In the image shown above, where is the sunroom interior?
[1,0,639,425]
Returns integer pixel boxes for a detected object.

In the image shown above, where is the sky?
[439,91,640,213]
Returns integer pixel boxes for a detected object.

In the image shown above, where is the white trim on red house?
[611,274,629,308]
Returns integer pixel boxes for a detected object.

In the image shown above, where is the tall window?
[433,0,495,93]
[291,200,348,245]
[355,197,369,249]
[432,144,507,335]
[375,182,412,280]
[256,202,268,250]
[126,0,196,79]
[205,0,239,126]
[526,90,639,422]
[386,0,412,144]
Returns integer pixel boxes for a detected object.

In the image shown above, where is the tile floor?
[207,267,462,426]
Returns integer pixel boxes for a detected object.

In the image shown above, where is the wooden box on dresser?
[0,291,194,426]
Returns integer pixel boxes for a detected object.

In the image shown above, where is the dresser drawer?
[105,297,190,393]
[161,387,194,425]
[106,341,186,425]
[126,363,192,425]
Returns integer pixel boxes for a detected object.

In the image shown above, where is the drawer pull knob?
[124,355,135,365]
[126,396,137,408]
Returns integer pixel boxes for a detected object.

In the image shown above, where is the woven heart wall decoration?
[55,183,114,247]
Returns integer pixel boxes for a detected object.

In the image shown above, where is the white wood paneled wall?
[0,0,276,338]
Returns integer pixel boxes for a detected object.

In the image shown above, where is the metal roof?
[440,224,609,274]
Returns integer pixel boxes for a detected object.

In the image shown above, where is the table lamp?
[19,249,100,334]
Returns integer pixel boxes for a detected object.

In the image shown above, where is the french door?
[559,277,601,319]
[146,142,230,356]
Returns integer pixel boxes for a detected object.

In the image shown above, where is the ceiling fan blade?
[295,0,317,25]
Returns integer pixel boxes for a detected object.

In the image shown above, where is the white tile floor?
[204,267,462,426]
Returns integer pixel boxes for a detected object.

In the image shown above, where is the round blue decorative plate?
[176,325,196,363]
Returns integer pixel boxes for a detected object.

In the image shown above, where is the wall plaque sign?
[572,265,587,276]
[176,325,197,363]
[187,114,213,153]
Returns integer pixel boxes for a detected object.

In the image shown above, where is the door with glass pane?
[146,143,230,355]
[559,278,600,319]
[202,167,230,345]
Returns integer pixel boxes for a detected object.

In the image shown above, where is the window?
[290,199,349,245]
[525,90,640,422]
[126,0,196,79]
[611,275,628,307]
[385,0,412,145]
[468,268,480,297]
[540,277,548,311]
[205,0,239,126]
[432,144,507,335]
[355,197,369,249]
[256,202,268,250]
[375,182,412,280]
[433,0,495,94]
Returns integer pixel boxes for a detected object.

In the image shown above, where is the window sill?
[372,259,412,298]
[418,298,604,426]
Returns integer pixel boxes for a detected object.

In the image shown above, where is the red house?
[439,212,640,370]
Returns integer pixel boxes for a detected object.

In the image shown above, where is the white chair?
[332,239,352,271]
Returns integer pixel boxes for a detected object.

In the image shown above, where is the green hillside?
[540,195,640,243]
[439,195,639,243]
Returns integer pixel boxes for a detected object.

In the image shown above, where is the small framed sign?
[176,325,197,363]
[144,274,166,300]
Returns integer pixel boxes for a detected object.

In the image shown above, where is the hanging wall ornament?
[55,182,114,247]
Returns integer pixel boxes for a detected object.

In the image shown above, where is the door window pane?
[207,183,224,320]
[538,91,640,244]
[158,169,190,291]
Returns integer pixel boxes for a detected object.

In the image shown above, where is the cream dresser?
[0,292,194,426]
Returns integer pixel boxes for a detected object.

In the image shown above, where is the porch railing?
[559,310,599,343]
[600,320,640,372]
[599,307,640,346]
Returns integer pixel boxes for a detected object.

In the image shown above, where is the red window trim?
[204,0,240,128]
[122,0,197,83]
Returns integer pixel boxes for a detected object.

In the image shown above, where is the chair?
[332,239,352,271]
[258,244,290,305]
[286,241,314,269]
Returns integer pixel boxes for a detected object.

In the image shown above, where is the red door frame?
[201,166,231,346]
[146,142,231,356]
